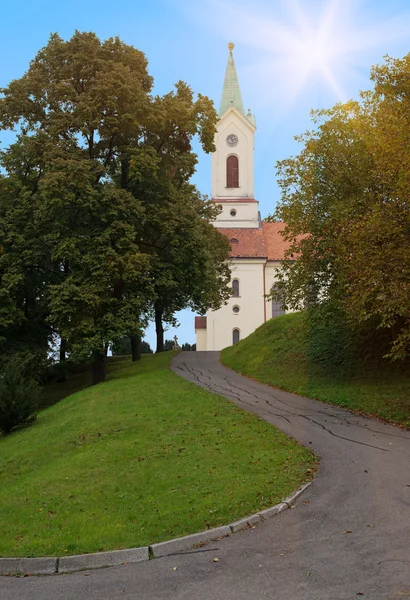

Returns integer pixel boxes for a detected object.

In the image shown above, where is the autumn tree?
[274,54,410,359]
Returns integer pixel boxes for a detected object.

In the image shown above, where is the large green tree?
[0,31,231,380]
[0,32,153,382]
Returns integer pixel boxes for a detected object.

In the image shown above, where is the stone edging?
[0,482,311,576]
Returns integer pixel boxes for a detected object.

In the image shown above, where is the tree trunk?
[131,335,142,362]
[155,303,164,353]
[92,352,106,385]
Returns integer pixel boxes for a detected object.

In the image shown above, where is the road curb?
[0,557,58,576]
[150,525,232,558]
[0,482,311,575]
[58,546,149,574]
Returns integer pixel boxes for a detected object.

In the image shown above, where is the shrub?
[0,356,40,435]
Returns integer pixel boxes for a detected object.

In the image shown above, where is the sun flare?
[196,0,410,109]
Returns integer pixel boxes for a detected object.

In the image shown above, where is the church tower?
[195,43,290,352]
[212,43,259,229]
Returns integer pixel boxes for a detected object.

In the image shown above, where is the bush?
[0,356,40,435]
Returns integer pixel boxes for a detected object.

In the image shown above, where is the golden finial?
[228,42,235,51]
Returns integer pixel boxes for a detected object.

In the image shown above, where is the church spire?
[219,42,245,116]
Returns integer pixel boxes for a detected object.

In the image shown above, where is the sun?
[195,0,410,109]
[281,0,349,98]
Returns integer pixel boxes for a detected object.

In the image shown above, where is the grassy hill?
[0,352,316,558]
[221,313,410,428]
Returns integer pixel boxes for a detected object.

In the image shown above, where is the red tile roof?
[194,316,207,329]
[217,222,292,260]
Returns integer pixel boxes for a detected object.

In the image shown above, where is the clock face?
[226,134,239,147]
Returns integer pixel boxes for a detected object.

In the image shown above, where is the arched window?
[271,283,285,318]
[232,329,240,345]
[232,279,240,297]
[226,155,239,188]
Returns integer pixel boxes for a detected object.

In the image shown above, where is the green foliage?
[274,53,410,359]
[0,31,231,379]
[221,313,410,427]
[163,339,174,351]
[263,214,278,223]
[0,355,40,434]
[306,305,356,378]
[0,353,315,557]
[181,342,195,351]
[111,337,152,355]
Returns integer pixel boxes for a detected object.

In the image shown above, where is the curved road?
[2,351,410,600]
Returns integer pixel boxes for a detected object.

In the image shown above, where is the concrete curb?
[58,546,149,574]
[0,557,58,576]
[150,525,232,558]
[0,482,311,576]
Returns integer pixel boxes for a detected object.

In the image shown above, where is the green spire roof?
[219,43,245,116]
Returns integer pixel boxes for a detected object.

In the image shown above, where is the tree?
[0,31,232,380]
[111,337,152,355]
[0,32,154,383]
[0,354,39,435]
[163,339,174,351]
[0,146,53,361]
[274,53,410,359]
[124,82,231,352]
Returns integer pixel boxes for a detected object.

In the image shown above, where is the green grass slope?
[0,352,316,558]
[221,313,410,427]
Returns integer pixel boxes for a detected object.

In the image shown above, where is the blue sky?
[2,0,410,349]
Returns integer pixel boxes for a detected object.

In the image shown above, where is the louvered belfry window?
[227,155,239,188]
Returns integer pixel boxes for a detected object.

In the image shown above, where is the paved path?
[2,352,409,600]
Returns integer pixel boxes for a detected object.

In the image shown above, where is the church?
[195,43,292,351]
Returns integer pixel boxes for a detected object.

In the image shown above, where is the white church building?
[195,43,292,351]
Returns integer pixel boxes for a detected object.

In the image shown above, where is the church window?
[271,283,285,318]
[232,279,240,297]
[232,328,240,344]
[232,305,240,314]
[230,209,237,217]
[226,155,239,188]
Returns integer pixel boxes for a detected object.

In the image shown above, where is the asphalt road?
[1,351,409,600]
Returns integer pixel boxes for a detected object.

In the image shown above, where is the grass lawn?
[221,313,410,428]
[0,352,316,558]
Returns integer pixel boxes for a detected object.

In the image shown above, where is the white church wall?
[214,200,259,228]
[195,328,207,351]
[212,110,255,200]
[206,259,265,351]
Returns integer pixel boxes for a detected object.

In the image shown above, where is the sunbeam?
[190,0,410,110]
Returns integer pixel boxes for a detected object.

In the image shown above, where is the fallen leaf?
[343,530,352,534]
[213,557,220,562]
[173,567,178,571]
